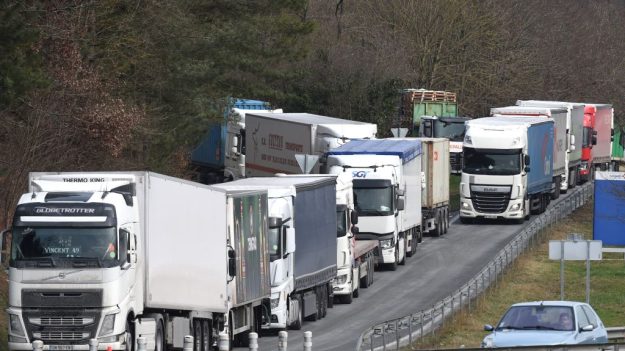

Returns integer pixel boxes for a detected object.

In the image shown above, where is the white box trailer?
[418,138,450,236]
[6,172,270,350]
[491,106,568,197]
[245,113,377,176]
[516,100,585,188]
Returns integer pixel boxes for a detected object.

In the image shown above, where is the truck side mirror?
[351,226,359,236]
[592,134,597,145]
[396,198,405,211]
[524,154,530,166]
[396,188,405,197]
[350,210,359,225]
[570,134,576,147]
[0,229,10,269]
[422,120,433,137]
[228,248,236,277]
[524,166,531,173]
[285,227,296,255]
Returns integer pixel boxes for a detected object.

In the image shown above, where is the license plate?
[485,215,497,219]
[50,346,73,350]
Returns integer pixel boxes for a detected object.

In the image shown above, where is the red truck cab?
[580,105,597,181]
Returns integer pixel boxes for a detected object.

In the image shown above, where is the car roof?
[510,301,586,308]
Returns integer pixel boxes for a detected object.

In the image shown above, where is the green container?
[413,101,458,127]
[612,126,625,161]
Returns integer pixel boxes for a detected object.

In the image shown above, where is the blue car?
[482,301,608,347]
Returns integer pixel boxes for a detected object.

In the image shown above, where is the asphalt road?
[246,192,574,351]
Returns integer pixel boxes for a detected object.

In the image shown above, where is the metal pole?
[278,330,288,351]
[137,337,147,351]
[560,241,565,300]
[183,336,194,351]
[32,340,44,351]
[89,339,98,351]
[395,320,400,350]
[303,331,312,351]
[586,241,591,304]
[249,332,258,351]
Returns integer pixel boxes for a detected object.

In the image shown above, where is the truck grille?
[471,191,510,213]
[33,331,90,341]
[29,316,95,326]
[23,309,99,345]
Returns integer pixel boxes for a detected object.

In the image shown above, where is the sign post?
[549,235,602,303]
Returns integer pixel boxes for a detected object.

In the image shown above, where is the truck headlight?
[462,201,472,210]
[335,274,348,285]
[271,297,280,309]
[99,313,116,336]
[510,203,521,211]
[380,238,394,249]
[9,314,25,337]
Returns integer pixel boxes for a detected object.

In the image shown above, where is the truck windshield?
[10,226,120,268]
[463,147,521,175]
[434,120,466,141]
[337,208,348,238]
[353,187,393,216]
[268,226,282,262]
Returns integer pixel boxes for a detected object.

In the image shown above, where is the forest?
[2,0,625,226]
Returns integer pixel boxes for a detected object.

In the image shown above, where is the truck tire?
[360,257,371,288]
[399,240,406,265]
[433,214,443,237]
[124,319,134,351]
[326,283,334,308]
[193,320,202,351]
[289,296,303,330]
[155,319,165,351]
[443,208,449,234]
[321,287,327,318]
[201,320,211,351]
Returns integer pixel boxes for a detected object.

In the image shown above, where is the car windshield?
[353,187,393,216]
[434,120,466,141]
[497,306,575,331]
[11,226,120,268]
[463,147,522,175]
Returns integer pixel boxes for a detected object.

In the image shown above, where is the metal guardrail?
[356,182,594,351]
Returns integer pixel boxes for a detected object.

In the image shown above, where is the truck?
[417,138,451,236]
[515,100,584,188]
[213,175,339,330]
[325,139,423,270]
[491,106,567,198]
[3,172,271,350]
[398,88,470,173]
[244,112,377,177]
[460,117,554,223]
[588,103,614,173]
[611,125,625,171]
[190,98,282,183]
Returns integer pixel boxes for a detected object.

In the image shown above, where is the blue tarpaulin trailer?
[593,171,625,246]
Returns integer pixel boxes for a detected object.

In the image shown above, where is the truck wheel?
[399,240,406,265]
[290,296,303,330]
[443,209,449,234]
[193,320,202,351]
[124,320,134,351]
[321,287,327,318]
[360,262,370,288]
[155,319,165,351]
[326,283,334,308]
[434,214,443,237]
[201,320,211,351]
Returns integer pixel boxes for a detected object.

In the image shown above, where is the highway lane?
[247,192,575,351]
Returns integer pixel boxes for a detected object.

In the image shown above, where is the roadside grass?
[408,200,625,349]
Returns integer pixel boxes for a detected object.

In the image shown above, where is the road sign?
[295,154,319,174]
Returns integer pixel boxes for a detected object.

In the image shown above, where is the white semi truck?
[214,176,340,330]
[244,113,377,176]
[4,172,271,350]
[460,117,554,223]
[491,106,568,198]
[326,139,422,270]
